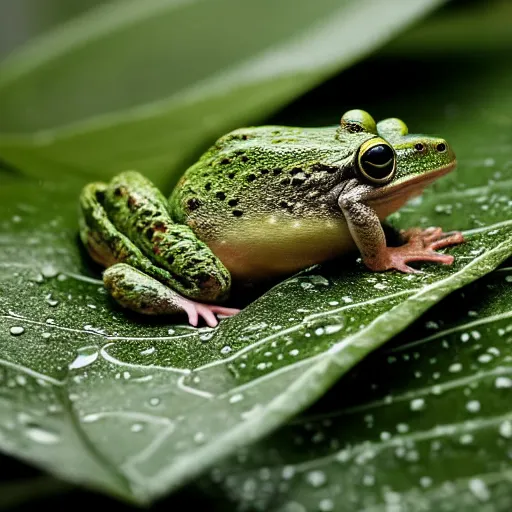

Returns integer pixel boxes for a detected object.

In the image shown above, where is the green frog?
[79,109,464,327]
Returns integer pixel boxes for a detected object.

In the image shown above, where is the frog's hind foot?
[103,263,240,328]
[178,299,240,328]
[366,226,465,274]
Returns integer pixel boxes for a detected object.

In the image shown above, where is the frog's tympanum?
[79,110,464,327]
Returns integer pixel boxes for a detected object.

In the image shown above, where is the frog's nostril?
[436,142,447,153]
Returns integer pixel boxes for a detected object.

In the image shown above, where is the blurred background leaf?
[0,0,445,187]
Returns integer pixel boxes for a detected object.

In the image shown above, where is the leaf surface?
[204,263,512,512]
[0,153,510,503]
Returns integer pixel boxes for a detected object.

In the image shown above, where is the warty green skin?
[79,109,463,326]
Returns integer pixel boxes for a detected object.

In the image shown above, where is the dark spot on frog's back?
[216,191,226,201]
[186,198,201,211]
[311,163,337,174]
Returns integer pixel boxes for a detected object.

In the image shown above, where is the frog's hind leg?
[104,264,240,327]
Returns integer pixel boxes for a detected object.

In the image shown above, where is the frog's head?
[336,109,456,206]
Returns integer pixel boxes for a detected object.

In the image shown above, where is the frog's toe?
[402,226,465,249]
[177,298,240,328]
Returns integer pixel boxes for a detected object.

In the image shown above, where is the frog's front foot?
[365,227,465,273]
[177,297,240,328]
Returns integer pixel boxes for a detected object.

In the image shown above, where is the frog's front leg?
[104,264,239,327]
[338,183,464,273]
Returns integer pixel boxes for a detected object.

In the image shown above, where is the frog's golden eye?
[357,138,396,184]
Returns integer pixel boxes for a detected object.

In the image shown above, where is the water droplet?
[478,354,492,363]
[499,420,512,438]
[318,498,334,511]
[194,432,205,444]
[396,423,409,433]
[420,476,432,488]
[466,400,481,413]
[289,349,299,356]
[410,398,425,411]
[449,363,462,373]
[15,375,27,386]
[148,397,161,406]
[306,470,326,488]
[229,393,243,404]
[25,425,60,444]
[460,333,470,342]
[10,326,24,336]
[221,345,232,355]
[69,346,98,370]
[140,347,155,356]
[495,376,512,388]
[41,263,58,278]
[468,478,490,501]
[460,434,473,444]
[362,474,375,486]
[281,502,306,512]
[282,465,295,480]
[131,423,143,433]
[82,413,100,423]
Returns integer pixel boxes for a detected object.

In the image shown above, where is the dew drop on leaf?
[68,346,98,370]
[305,470,326,488]
[499,420,512,438]
[495,376,512,388]
[468,478,490,501]
[410,398,425,411]
[9,326,24,336]
[25,425,60,445]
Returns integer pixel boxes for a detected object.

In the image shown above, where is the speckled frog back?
[168,125,364,279]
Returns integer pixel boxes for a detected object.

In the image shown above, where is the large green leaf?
[1,2,512,506]
[1,84,512,505]
[0,0,444,187]
[204,263,512,512]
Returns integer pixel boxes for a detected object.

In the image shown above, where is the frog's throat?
[367,161,456,207]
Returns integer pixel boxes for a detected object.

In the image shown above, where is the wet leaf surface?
[204,264,512,512]
[0,139,510,503]
[0,1,512,507]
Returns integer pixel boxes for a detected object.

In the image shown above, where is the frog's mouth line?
[367,161,457,206]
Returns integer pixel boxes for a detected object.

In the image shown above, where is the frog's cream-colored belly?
[205,215,356,281]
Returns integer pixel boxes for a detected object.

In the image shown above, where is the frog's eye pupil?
[359,143,395,182]
[436,143,446,152]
